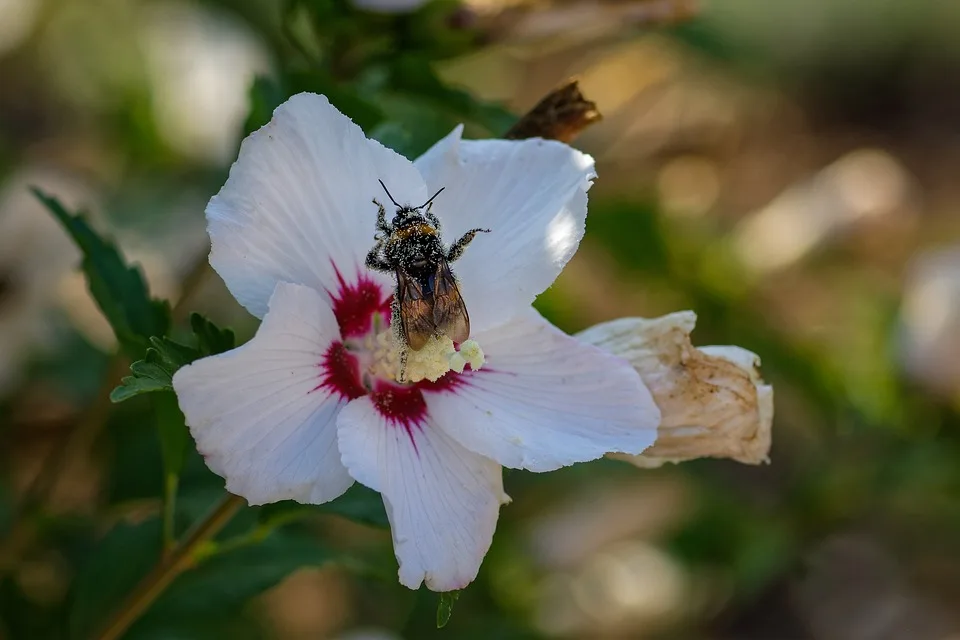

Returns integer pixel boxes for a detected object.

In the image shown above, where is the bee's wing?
[431,260,470,345]
[395,268,434,351]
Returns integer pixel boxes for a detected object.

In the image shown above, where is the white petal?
[577,312,773,468]
[423,309,659,472]
[208,92,427,318]
[172,282,354,505]
[336,395,507,591]
[414,126,595,333]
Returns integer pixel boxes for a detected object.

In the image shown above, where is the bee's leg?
[373,198,391,235]
[397,349,409,383]
[446,228,491,262]
[365,240,392,272]
[424,202,442,232]
[391,299,409,382]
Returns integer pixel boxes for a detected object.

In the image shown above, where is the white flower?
[577,311,772,468]
[172,93,660,591]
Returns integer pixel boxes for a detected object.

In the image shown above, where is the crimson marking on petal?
[316,341,366,400]
[416,370,470,395]
[370,381,426,453]
[328,262,392,338]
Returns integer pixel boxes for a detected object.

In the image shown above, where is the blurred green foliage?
[1,0,959,638]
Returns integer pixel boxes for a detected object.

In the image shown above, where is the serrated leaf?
[111,317,232,403]
[149,335,202,371]
[32,188,170,355]
[191,313,236,356]
[129,358,172,382]
[437,590,460,628]
[110,373,170,403]
[259,484,389,530]
[110,338,195,402]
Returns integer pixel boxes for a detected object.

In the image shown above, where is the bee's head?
[392,207,426,228]
[378,180,445,228]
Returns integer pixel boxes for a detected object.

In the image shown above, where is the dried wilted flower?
[577,311,772,468]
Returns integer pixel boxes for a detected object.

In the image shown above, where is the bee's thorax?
[389,222,437,242]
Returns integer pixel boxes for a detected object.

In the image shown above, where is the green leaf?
[243,75,286,135]
[373,93,464,159]
[111,314,234,530]
[149,335,202,371]
[321,484,389,527]
[68,518,332,640]
[259,484,389,530]
[437,590,460,628]
[131,532,332,636]
[110,337,198,402]
[191,313,236,356]
[68,519,163,640]
[111,316,234,403]
[388,56,515,135]
[32,188,170,355]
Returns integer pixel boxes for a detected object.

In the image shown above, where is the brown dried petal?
[504,79,601,143]
[576,312,772,468]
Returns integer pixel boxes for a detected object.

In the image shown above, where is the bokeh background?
[2,0,960,638]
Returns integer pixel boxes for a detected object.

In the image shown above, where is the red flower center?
[317,266,466,441]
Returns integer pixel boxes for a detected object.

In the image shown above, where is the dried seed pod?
[505,79,602,143]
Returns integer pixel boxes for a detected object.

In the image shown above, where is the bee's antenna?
[419,187,445,210]
[378,179,401,208]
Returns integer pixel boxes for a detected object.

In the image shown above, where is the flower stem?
[94,493,245,640]
[170,252,211,324]
[161,473,179,556]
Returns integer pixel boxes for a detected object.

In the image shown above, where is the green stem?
[161,474,179,556]
[195,506,322,561]
[94,493,244,640]
[199,525,270,560]
[170,252,210,324]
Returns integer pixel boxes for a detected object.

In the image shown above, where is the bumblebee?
[365,180,489,353]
